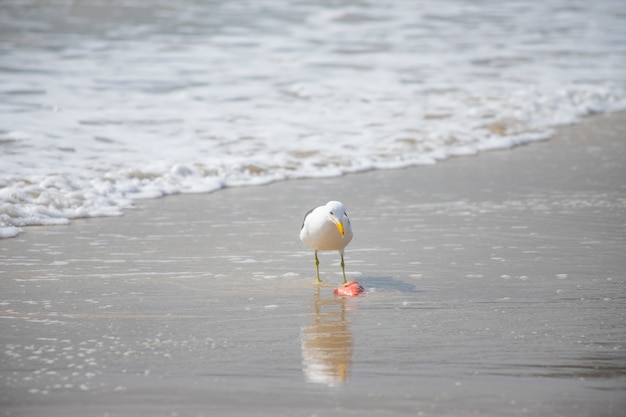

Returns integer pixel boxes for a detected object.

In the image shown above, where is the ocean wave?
[1,0,625,237]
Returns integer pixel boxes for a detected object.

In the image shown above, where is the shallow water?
[1,198,624,416]
[2,111,625,415]
[2,0,626,237]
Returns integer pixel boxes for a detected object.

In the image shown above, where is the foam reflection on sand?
[301,289,355,386]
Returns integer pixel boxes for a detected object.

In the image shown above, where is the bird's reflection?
[301,288,355,386]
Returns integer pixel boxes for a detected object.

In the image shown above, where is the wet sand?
[1,112,625,416]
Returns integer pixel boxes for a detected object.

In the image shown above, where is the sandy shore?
[1,112,625,416]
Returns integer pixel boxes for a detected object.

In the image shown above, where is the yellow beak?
[334,220,345,237]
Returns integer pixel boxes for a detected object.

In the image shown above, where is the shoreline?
[1,111,625,416]
[2,109,623,241]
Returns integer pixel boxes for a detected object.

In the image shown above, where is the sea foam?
[1,0,626,237]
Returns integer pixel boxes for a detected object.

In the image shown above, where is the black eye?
[330,211,334,215]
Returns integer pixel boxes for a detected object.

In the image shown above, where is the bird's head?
[326,201,348,237]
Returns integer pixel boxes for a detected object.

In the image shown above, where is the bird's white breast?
[300,206,353,251]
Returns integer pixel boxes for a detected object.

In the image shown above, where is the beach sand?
[1,112,625,416]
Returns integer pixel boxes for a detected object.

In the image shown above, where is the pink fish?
[334,280,365,297]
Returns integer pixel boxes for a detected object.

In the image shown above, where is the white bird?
[300,201,353,283]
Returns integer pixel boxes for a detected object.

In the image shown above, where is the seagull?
[300,201,353,284]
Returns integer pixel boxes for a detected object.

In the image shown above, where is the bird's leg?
[340,253,347,284]
[314,251,322,283]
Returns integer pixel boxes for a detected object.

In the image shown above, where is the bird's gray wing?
[301,208,315,229]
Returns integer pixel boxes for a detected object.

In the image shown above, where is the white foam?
[1,0,626,237]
